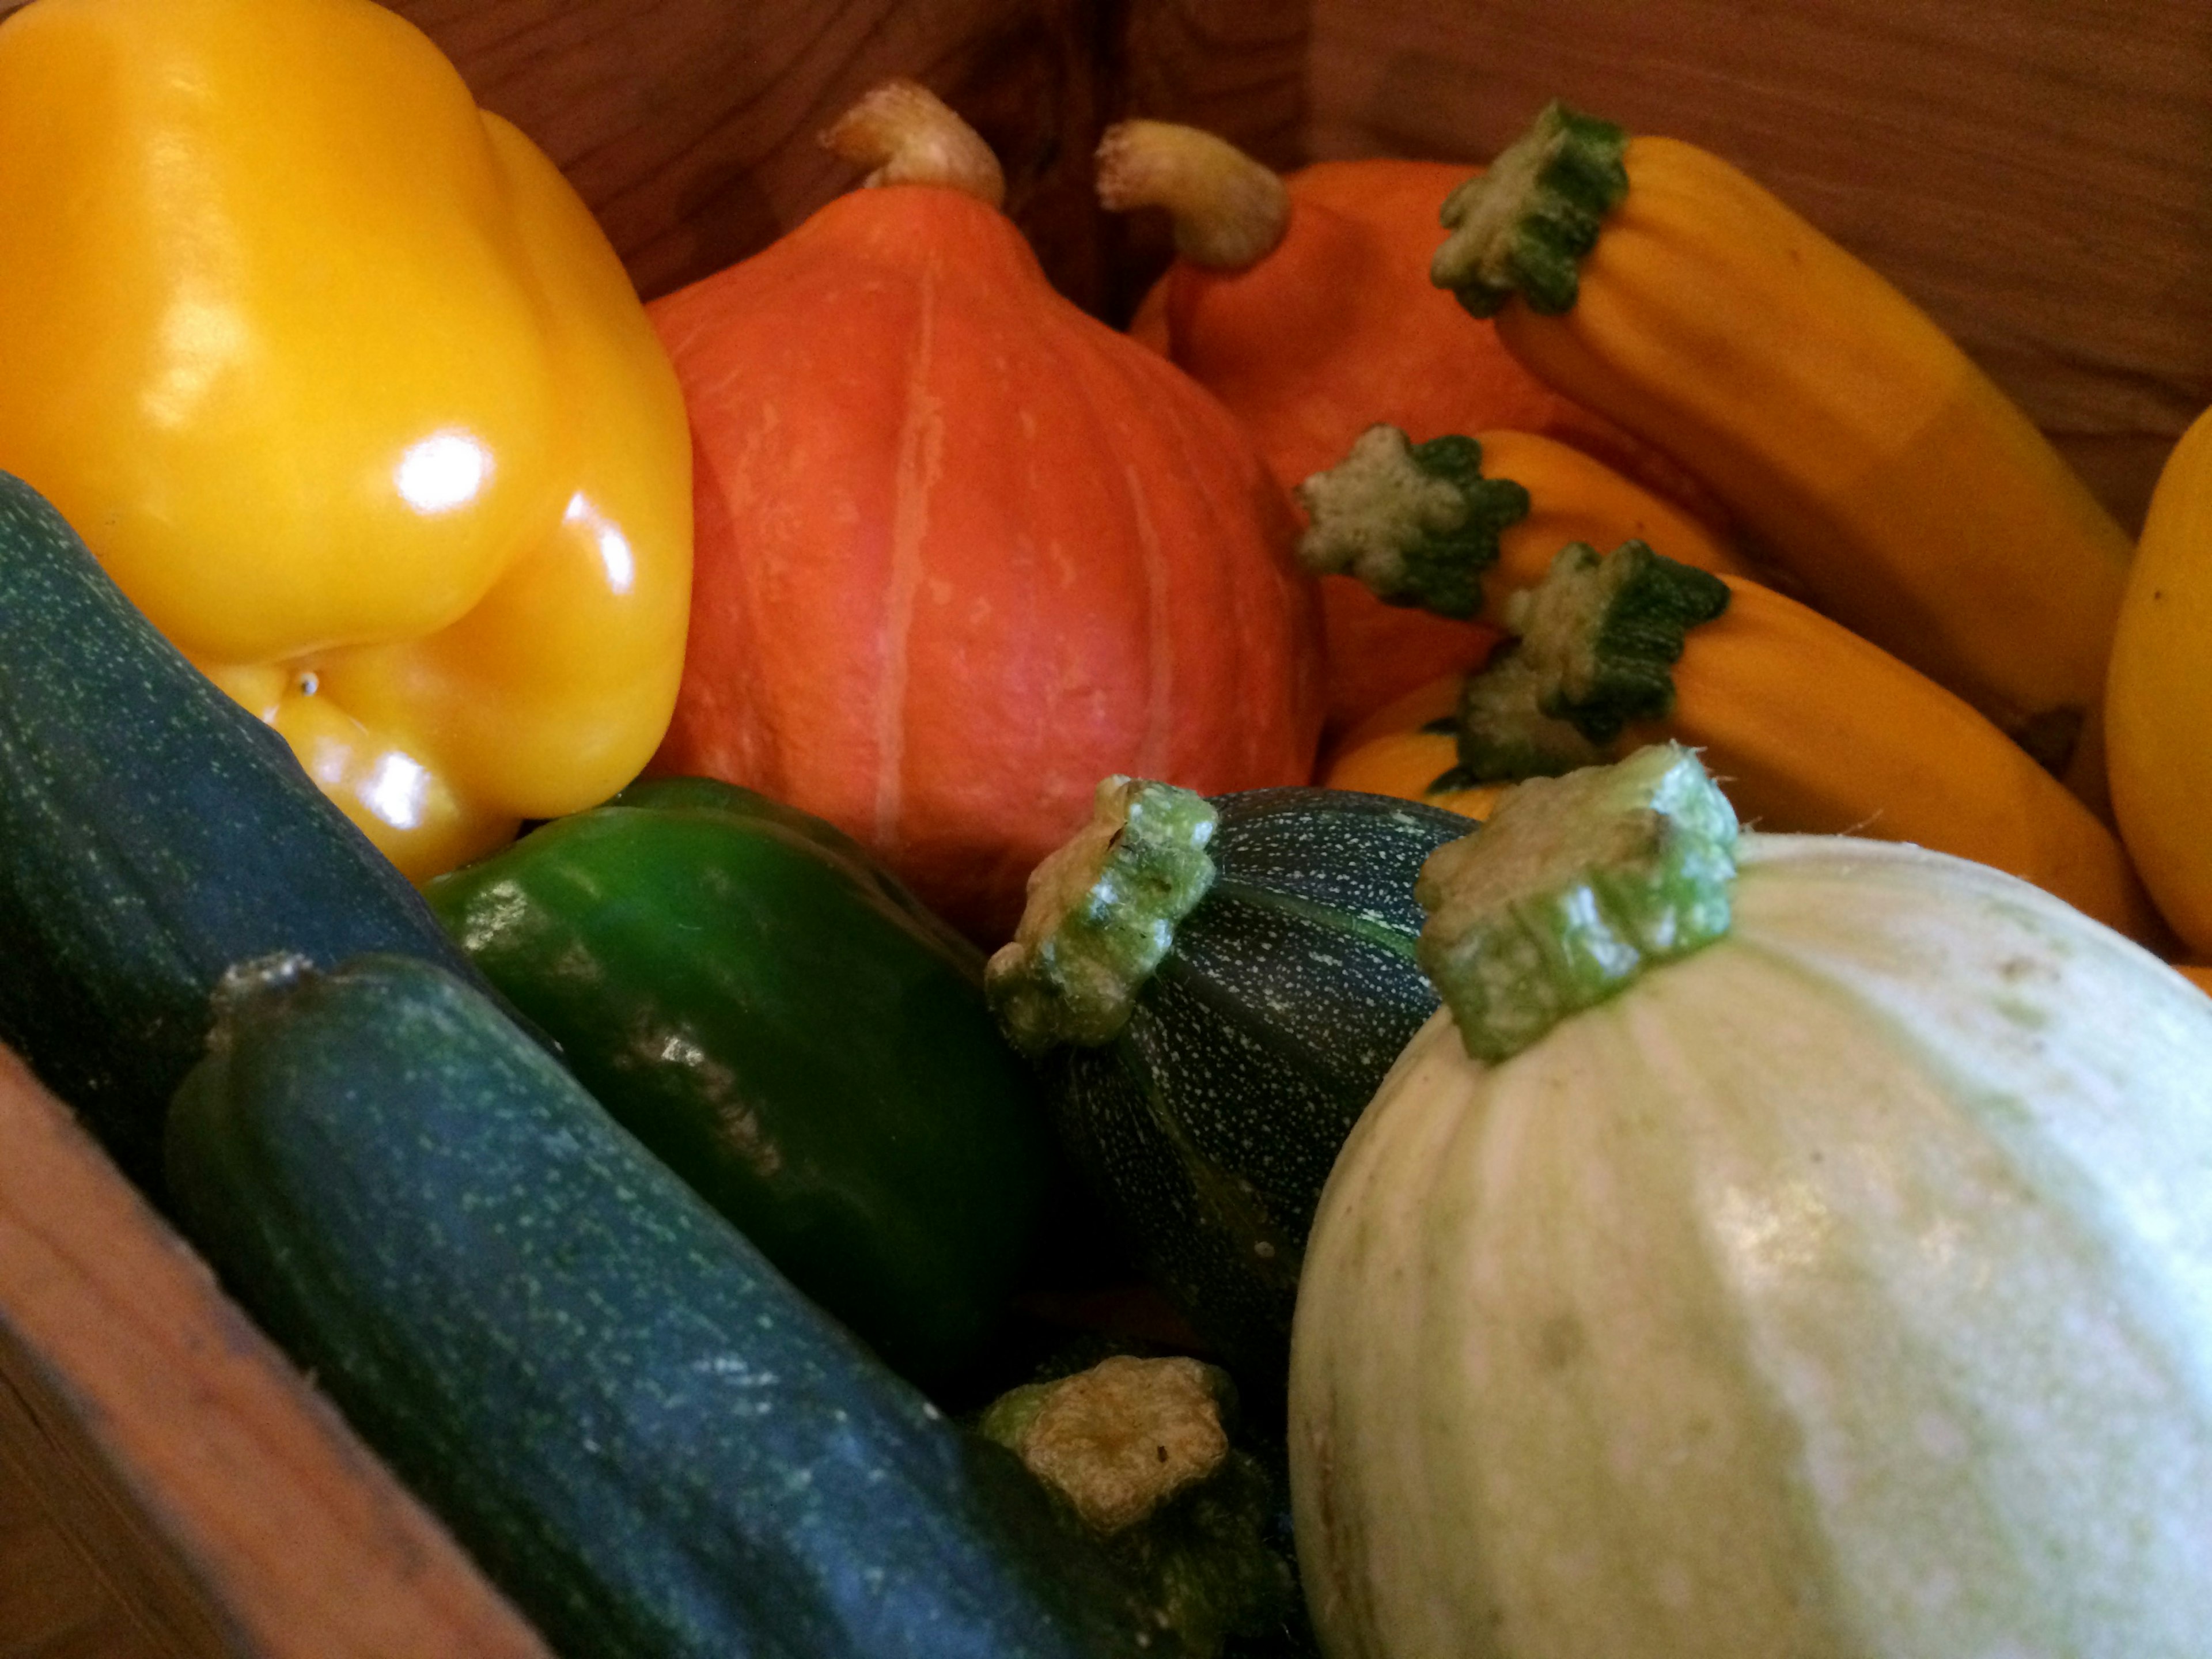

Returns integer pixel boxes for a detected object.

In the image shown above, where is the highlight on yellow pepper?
[0,0,692,880]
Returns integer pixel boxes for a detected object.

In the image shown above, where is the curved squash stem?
[1095,119,1291,270]
[820,79,1005,209]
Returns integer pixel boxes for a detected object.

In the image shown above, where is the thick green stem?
[1444,648,1612,787]
[1415,744,1738,1063]
[986,778,1218,1056]
[1446,540,1729,785]
[978,1354,1297,1658]
[1094,120,1291,270]
[820,79,1006,209]
[1510,539,1732,740]
[1294,425,1532,619]
[1431,100,1629,319]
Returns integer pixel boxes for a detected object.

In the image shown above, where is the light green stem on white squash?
[986,777,1219,1056]
[1094,119,1292,270]
[1415,743,1738,1063]
[1294,424,1532,620]
[820,78,1006,209]
[1432,100,1630,319]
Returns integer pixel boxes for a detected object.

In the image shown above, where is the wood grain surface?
[1306,0,2212,533]
[0,1048,550,1659]
[389,0,1308,320]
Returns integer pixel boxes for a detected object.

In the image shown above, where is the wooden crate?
[2,0,2208,1650]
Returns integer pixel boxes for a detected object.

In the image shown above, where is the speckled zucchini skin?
[1040,787,1471,1392]
[0,472,487,1192]
[165,953,1149,1659]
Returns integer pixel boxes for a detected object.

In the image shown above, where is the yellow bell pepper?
[0,0,691,880]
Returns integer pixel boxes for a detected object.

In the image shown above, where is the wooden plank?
[1305,0,2212,533]
[390,0,1080,302]
[0,1048,550,1659]
[387,0,1306,316]
[0,1453,165,1659]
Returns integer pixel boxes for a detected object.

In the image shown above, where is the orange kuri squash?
[648,85,1321,941]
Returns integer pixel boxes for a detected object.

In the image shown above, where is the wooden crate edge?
[0,1046,550,1659]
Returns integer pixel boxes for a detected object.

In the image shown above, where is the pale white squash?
[1289,755,2212,1659]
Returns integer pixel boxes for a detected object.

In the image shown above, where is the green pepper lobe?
[426,777,1057,1385]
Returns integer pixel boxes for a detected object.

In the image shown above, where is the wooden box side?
[0,1047,550,1658]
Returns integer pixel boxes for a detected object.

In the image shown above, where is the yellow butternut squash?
[2107,404,2212,953]
[1324,552,2165,946]
[1431,103,2134,811]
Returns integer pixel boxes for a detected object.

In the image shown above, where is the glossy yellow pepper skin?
[0,0,692,880]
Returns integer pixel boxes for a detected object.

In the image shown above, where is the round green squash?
[987,778,1471,1395]
[1289,747,2212,1659]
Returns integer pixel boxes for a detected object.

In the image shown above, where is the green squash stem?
[1442,538,1728,787]
[1503,539,1731,739]
[1294,424,1532,619]
[1441,649,1611,787]
[1431,100,1630,318]
[986,778,1219,1057]
[1415,744,1738,1063]
[1094,120,1291,270]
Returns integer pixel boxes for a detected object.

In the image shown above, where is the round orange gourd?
[1098,123,1732,737]
[647,86,1321,941]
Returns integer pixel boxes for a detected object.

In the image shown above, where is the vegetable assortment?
[1096,122,1728,737]
[3,3,2211,1653]
[1432,101,2134,805]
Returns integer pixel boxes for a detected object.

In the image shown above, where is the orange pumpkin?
[647,86,1321,941]
[1098,122,1732,737]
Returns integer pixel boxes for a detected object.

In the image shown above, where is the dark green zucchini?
[986,782,1470,1393]
[0,471,490,1189]
[165,951,1149,1659]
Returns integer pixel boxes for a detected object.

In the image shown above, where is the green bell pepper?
[425,776,1058,1385]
